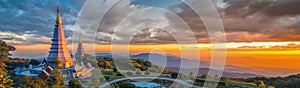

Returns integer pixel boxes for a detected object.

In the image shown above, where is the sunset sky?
[1,0,300,76]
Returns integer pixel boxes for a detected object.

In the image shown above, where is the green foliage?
[135,59,151,67]
[104,76,110,81]
[49,69,65,88]
[138,66,148,71]
[171,72,179,79]
[97,58,152,71]
[113,68,119,72]
[117,82,137,88]
[220,77,231,82]
[6,61,29,74]
[200,74,210,79]
[13,76,48,88]
[256,80,266,88]
[0,75,13,88]
[132,59,151,71]
[162,69,172,74]
[116,72,124,76]
[69,80,82,88]
[0,40,15,59]
[0,40,15,87]
[101,70,113,75]
[97,58,113,69]
[241,74,300,88]
[29,59,41,66]
[54,57,61,68]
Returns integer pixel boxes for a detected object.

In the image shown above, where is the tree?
[104,61,112,69]
[0,40,16,59]
[117,82,137,88]
[201,74,210,78]
[49,57,65,88]
[50,69,65,88]
[116,72,124,76]
[162,69,172,74]
[139,66,148,71]
[113,68,118,72]
[171,72,179,79]
[29,59,41,66]
[0,75,13,88]
[69,80,82,88]
[104,76,110,81]
[32,77,48,88]
[14,76,48,88]
[221,77,230,81]
[54,57,61,68]
[256,80,266,88]
[0,40,15,87]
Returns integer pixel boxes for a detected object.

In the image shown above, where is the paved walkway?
[98,76,203,88]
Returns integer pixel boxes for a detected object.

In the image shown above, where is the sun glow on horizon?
[8,41,300,76]
[10,41,300,57]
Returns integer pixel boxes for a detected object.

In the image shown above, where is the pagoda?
[75,34,85,57]
[47,6,74,68]
[15,6,93,80]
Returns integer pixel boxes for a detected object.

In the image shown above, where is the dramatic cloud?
[223,0,300,41]
[223,0,300,17]
[80,0,192,44]
[163,0,300,42]
[0,0,83,44]
[131,27,177,44]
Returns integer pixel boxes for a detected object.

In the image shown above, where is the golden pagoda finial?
[56,6,62,25]
[79,33,82,43]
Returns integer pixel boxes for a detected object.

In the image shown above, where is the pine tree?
[0,40,15,87]
[49,57,65,88]
[51,69,65,88]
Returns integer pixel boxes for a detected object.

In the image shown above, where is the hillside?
[96,53,261,78]
[240,74,300,88]
[93,57,265,88]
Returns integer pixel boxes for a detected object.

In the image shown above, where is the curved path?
[98,76,203,88]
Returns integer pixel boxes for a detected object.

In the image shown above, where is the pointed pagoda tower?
[47,6,74,68]
[75,34,85,57]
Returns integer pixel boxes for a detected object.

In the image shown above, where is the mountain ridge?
[95,53,261,78]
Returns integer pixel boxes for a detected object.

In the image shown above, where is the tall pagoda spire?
[76,34,85,57]
[56,6,62,25]
[47,6,74,68]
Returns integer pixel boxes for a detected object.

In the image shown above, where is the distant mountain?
[96,53,261,78]
[96,53,210,68]
[130,53,211,68]
[95,53,132,58]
